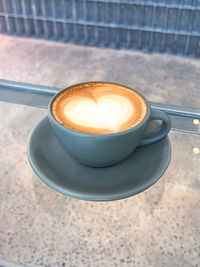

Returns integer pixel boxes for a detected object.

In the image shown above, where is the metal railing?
[0,79,199,135]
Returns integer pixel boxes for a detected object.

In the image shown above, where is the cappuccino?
[51,83,147,134]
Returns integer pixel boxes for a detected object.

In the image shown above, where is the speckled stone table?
[0,35,200,267]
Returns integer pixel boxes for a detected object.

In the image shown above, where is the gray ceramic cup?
[48,82,171,167]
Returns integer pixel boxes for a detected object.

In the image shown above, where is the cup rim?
[48,81,151,137]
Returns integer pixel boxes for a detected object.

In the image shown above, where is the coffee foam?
[52,83,147,134]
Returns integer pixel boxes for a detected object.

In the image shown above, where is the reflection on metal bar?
[150,102,200,118]
[0,79,59,109]
[168,114,200,135]
[0,79,199,135]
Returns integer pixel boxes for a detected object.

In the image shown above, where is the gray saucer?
[28,116,171,201]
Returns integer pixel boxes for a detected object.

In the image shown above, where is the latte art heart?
[52,83,147,134]
[64,95,134,131]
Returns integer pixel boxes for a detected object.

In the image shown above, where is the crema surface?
[52,83,147,134]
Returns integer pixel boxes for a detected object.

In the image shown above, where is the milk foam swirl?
[52,83,147,134]
[64,94,134,131]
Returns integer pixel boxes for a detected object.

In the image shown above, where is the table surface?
[0,35,199,267]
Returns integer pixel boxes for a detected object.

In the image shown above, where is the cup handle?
[139,109,171,146]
